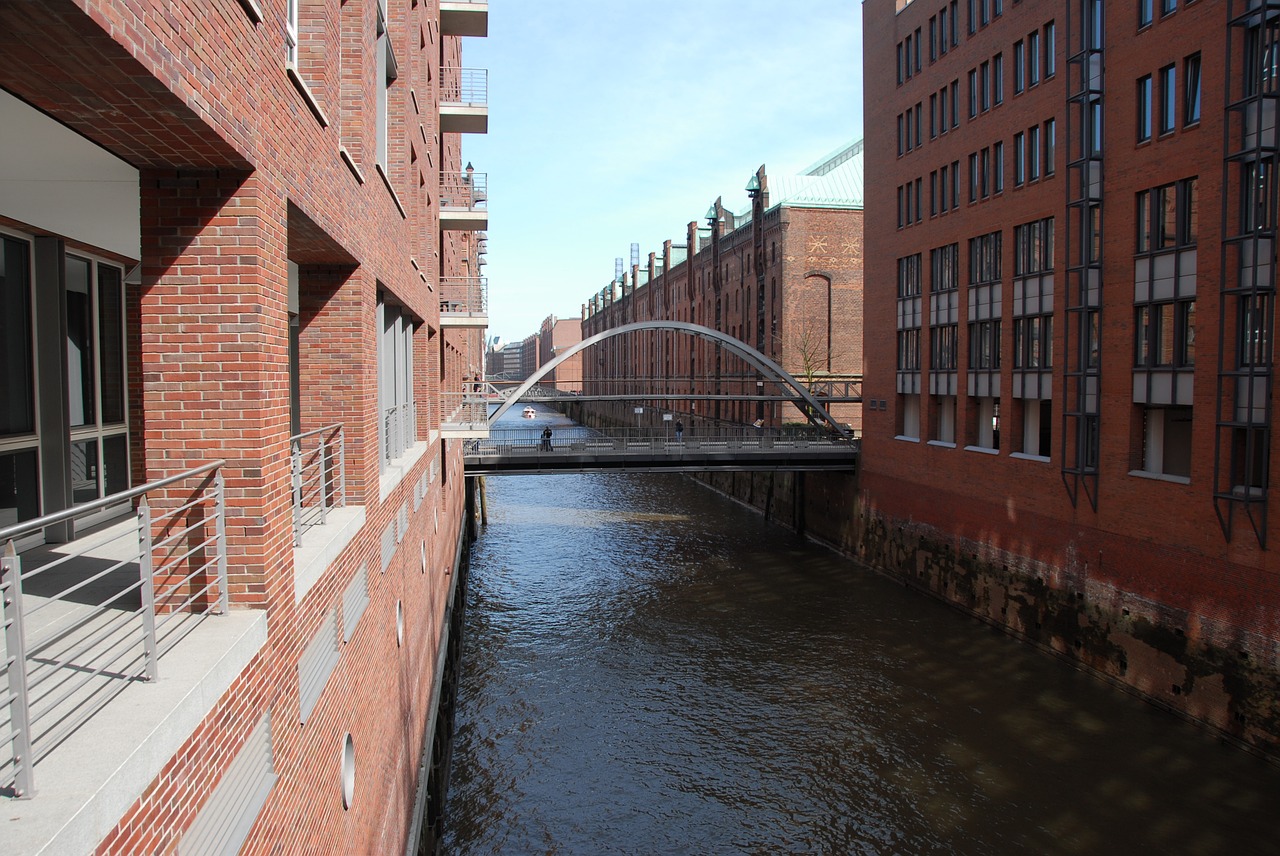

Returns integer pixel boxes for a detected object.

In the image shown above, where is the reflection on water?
[444,462,1280,854]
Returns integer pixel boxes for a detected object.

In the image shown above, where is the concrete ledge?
[294,506,366,604]
[5,610,268,856]
[379,442,428,502]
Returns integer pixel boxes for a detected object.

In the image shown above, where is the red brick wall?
[0,0,482,851]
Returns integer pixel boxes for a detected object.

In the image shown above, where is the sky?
[461,1,864,345]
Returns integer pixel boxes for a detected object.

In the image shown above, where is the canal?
[442,419,1280,854]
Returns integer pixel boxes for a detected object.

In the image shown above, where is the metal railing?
[439,393,491,429]
[383,402,417,463]
[466,424,856,456]
[439,277,488,316]
[291,425,347,546]
[440,67,488,106]
[439,171,487,212]
[1,461,228,798]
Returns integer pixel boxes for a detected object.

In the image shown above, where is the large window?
[1184,53,1201,125]
[378,291,416,466]
[1138,74,1153,142]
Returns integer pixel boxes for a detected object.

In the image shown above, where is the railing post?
[337,427,347,508]
[137,498,159,682]
[215,470,229,615]
[292,440,303,547]
[3,540,35,798]
[318,438,329,527]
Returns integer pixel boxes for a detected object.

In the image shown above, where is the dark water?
[443,412,1280,855]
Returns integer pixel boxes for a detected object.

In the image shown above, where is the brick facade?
[2,0,485,850]
[863,0,1280,754]
[581,155,865,433]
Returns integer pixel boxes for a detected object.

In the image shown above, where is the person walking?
[541,426,553,451]
[675,420,684,442]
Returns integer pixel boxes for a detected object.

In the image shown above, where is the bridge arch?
[487,321,850,435]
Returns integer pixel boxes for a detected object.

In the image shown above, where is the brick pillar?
[138,169,291,610]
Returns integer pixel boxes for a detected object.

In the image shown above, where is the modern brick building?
[581,145,865,433]
[863,0,1280,754]
[1,0,489,852]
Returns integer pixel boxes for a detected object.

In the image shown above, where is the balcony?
[440,277,488,327]
[440,388,491,439]
[440,169,487,231]
[440,68,488,134]
[440,0,488,37]
[2,464,265,853]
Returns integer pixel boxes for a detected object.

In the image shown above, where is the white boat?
[522,406,537,418]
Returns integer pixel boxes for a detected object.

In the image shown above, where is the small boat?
[522,406,537,418]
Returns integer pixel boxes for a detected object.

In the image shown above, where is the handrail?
[0,459,227,545]
[292,423,345,443]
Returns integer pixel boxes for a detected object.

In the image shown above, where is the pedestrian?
[541,426,553,451]
[675,420,684,442]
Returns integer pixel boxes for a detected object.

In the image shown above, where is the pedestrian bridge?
[463,426,858,475]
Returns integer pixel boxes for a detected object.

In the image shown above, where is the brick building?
[581,145,865,432]
[1,0,488,852]
[537,314,584,392]
[864,0,1280,754]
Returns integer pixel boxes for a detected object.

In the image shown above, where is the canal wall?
[691,468,1280,762]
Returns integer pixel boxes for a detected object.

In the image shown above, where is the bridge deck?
[463,429,859,475]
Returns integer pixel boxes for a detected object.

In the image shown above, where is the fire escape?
[1061,0,1105,509]
[1216,0,1279,547]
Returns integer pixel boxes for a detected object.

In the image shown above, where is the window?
[1044,118,1056,176]
[1160,64,1176,134]
[1044,22,1055,78]
[1140,0,1153,27]
[951,80,960,128]
[994,141,1005,192]
[1027,31,1040,85]
[1028,125,1041,180]
[940,165,950,213]
[930,93,938,137]
[1021,399,1052,458]
[898,114,905,156]
[1239,293,1272,366]
[285,0,298,66]
[931,326,959,371]
[1184,53,1201,125]
[933,395,957,443]
[1162,0,1176,15]
[940,6,950,54]
[981,61,991,112]
[1137,74,1153,142]
[930,171,939,216]
[970,320,1001,369]
[1135,301,1195,367]
[1244,162,1273,232]
[930,16,938,62]
[968,0,976,34]
[375,2,399,169]
[972,397,1000,450]
[899,329,922,371]
[915,102,923,147]
[932,243,960,292]
[1014,40,1025,93]
[1014,218,1054,275]
[378,291,416,466]
[1014,314,1053,369]
[969,69,978,118]
[952,159,961,208]
[969,152,979,202]
[981,147,991,198]
[969,231,1001,284]
[897,43,904,85]
[1137,178,1197,252]
[993,53,1004,105]
[898,254,922,297]
[1014,131,1025,185]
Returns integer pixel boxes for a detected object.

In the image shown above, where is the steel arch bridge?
[488,321,851,437]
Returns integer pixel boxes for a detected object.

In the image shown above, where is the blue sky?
[461,1,864,344]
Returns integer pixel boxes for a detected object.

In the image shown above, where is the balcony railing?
[383,402,417,463]
[440,67,488,107]
[290,425,347,547]
[439,391,491,433]
[440,276,488,318]
[440,171,487,212]
[1,461,228,799]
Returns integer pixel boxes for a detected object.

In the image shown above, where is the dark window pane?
[103,433,129,496]
[0,449,39,528]
[67,256,96,428]
[72,438,99,505]
[1,236,35,436]
[99,265,126,425]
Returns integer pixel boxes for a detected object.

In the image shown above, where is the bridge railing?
[467,425,855,456]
